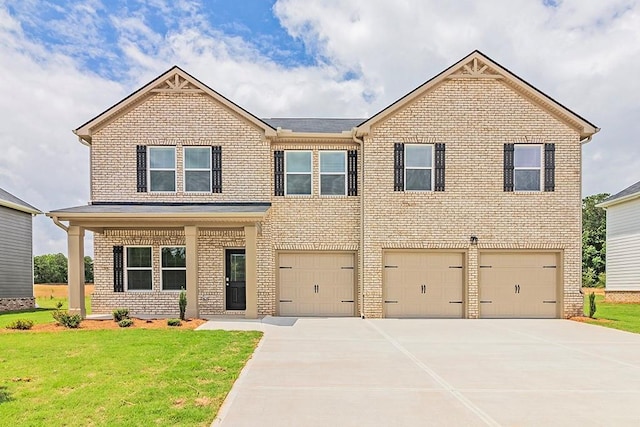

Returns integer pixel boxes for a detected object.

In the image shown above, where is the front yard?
[582,292,640,334]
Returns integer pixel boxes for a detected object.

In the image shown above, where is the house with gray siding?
[598,180,640,302]
[0,187,41,312]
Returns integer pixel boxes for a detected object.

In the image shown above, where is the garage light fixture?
[470,235,478,245]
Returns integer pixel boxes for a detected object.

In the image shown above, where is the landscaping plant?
[118,318,134,328]
[589,292,597,318]
[5,319,34,330]
[52,301,82,328]
[179,289,187,320]
[112,308,130,322]
[167,318,182,327]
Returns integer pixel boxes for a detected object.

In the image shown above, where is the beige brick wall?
[91,92,270,203]
[362,77,583,318]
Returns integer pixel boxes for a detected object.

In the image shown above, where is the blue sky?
[1,0,639,255]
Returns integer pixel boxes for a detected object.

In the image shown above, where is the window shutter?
[394,143,404,191]
[348,150,358,196]
[113,246,124,293]
[434,143,446,191]
[274,150,284,196]
[544,143,555,192]
[136,145,147,192]
[212,146,222,193]
[504,143,514,192]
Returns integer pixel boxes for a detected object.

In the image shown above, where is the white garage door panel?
[479,252,558,318]
[384,252,464,318]
[278,253,355,317]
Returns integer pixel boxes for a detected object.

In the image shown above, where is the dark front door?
[226,249,246,310]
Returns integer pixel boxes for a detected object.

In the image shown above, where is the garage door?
[278,252,355,317]
[383,252,464,318]
[479,252,558,318]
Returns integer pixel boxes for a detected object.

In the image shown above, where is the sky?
[0,0,639,256]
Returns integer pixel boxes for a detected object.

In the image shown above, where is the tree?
[582,193,609,287]
[84,256,94,283]
[33,253,68,284]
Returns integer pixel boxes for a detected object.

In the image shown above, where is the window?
[161,247,186,291]
[126,247,152,291]
[285,151,312,195]
[148,147,176,192]
[514,145,542,191]
[184,147,211,192]
[320,151,347,195]
[405,144,433,191]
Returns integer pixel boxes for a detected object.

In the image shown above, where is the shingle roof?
[262,118,365,133]
[0,187,41,214]
[599,180,640,206]
[49,202,270,215]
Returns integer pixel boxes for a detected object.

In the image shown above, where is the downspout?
[352,130,365,318]
[51,215,69,232]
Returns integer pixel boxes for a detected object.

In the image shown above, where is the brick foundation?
[0,297,35,312]
[605,291,640,303]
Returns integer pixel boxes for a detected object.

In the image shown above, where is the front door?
[226,249,246,310]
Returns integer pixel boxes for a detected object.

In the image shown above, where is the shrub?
[6,319,34,330]
[588,292,597,318]
[112,308,130,322]
[53,311,82,329]
[179,289,187,321]
[118,319,134,328]
[167,318,182,327]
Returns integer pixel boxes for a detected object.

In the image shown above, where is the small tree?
[588,292,597,318]
[179,289,187,320]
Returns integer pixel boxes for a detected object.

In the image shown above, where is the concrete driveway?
[198,318,640,426]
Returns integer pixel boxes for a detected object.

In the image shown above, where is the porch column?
[185,226,199,319]
[67,225,86,318]
[244,224,258,319]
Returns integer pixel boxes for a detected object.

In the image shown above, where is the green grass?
[583,294,640,334]
[0,329,261,426]
[0,296,92,328]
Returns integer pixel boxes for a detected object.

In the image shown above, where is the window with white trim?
[285,151,312,195]
[320,151,347,196]
[148,147,176,192]
[126,246,152,291]
[405,144,433,191]
[161,247,186,291]
[184,146,211,192]
[514,145,542,191]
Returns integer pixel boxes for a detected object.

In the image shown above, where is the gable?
[356,51,599,139]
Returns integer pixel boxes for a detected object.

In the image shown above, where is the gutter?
[352,129,366,319]
[50,215,69,232]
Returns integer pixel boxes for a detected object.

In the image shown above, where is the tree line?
[33,253,93,284]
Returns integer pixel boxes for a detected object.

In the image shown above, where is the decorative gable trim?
[448,57,503,79]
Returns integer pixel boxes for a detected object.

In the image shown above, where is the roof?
[49,202,271,216]
[356,50,599,139]
[262,118,365,133]
[597,180,640,208]
[0,187,41,214]
[74,66,277,143]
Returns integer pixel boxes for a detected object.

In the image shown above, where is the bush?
[588,292,597,318]
[167,318,182,327]
[179,289,187,321]
[112,308,130,322]
[118,319,134,328]
[6,319,34,330]
[53,311,82,329]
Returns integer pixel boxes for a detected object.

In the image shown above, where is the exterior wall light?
[470,235,478,245]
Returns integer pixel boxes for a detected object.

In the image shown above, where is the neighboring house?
[597,181,640,302]
[47,50,599,319]
[0,187,41,312]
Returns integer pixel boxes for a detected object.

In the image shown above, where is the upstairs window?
[320,151,347,196]
[161,247,186,291]
[514,145,542,191]
[405,144,433,191]
[126,247,152,291]
[148,147,176,192]
[184,147,211,192]
[285,151,312,195]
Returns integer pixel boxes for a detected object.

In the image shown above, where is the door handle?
[514,284,520,294]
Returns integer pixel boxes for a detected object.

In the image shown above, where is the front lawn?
[583,294,640,334]
[0,295,91,328]
[0,329,261,426]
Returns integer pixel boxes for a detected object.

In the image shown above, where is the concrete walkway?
[197,318,640,426]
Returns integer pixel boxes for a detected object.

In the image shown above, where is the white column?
[244,224,258,319]
[185,226,199,319]
[67,225,86,318]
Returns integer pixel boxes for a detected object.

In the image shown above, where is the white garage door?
[278,252,355,317]
[383,252,464,318]
[479,252,558,318]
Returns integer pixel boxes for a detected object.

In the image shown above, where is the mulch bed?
[2,318,207,333]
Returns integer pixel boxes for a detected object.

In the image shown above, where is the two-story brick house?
[48,51,598,319]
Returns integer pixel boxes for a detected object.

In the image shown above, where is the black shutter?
[504,143,514,192]
[434,143,445,191]
[394,143,404,191]
[274,150,284,196]
[113,246,124,293]
[544,143,555,192]
[136,145,147,192]
[348,150,358,196]
[212,146,222,193]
